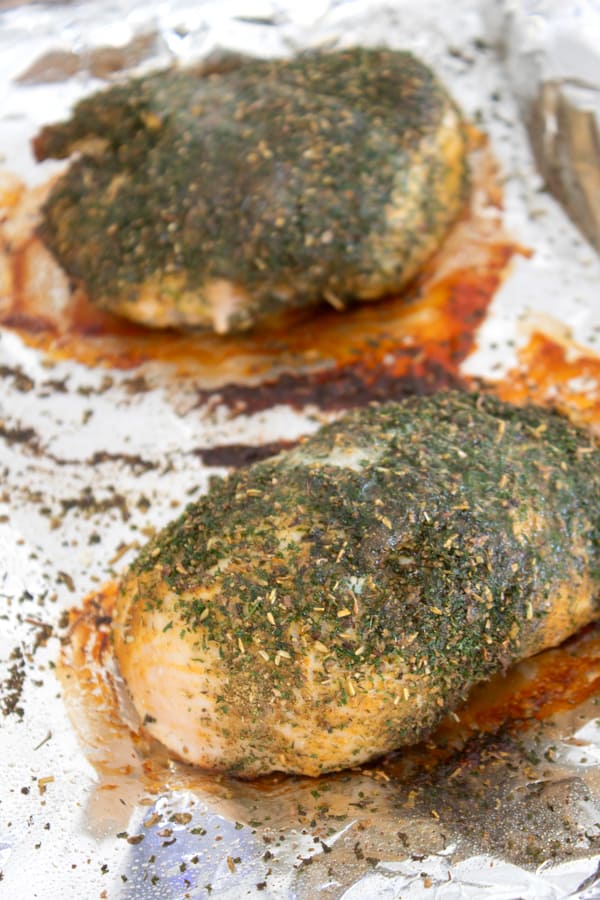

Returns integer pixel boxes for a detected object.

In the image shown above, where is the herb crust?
[113,392,600,775]
[35,48,469,332]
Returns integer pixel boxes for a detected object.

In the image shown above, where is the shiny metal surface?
[0,2,600,897]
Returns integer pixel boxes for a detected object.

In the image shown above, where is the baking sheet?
[1,1,600,898]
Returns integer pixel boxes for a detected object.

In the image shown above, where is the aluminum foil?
[1,1,600,898]
[487,0,600,253]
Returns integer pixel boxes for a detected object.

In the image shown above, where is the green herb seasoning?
[113,392,600,776]
[34,47,469,333]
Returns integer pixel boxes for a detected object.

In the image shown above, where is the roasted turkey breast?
[112,392,600,777]
[34,47,469,333]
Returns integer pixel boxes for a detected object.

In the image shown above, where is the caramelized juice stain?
[496,329,600,433]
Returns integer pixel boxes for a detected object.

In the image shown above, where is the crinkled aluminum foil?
[1,2,600,898]
[487,0,600,252]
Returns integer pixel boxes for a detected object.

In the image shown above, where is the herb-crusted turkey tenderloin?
[112,392,600,776]
[34,48,469,333]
